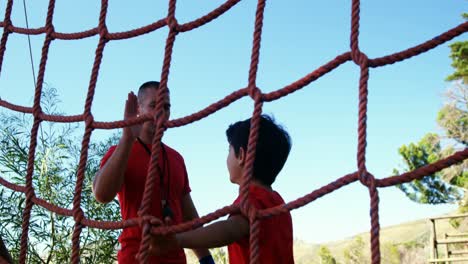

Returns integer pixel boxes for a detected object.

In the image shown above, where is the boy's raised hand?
[123,92,142,141]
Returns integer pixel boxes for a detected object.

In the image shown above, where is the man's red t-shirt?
[100,141,191,264]
[228,185,294,264]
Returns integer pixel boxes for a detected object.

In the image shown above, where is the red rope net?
[0,0,467,263]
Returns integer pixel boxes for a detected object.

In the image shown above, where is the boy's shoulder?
[234,185,285,209]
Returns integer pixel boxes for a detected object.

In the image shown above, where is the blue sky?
[0,0,466,243]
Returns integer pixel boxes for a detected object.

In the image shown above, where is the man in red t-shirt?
[149,115,294,264]
[93,81,213,264]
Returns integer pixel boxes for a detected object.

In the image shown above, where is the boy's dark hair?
[226,115,291,186]
[138,81,160,100]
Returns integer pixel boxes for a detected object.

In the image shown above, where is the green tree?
[318,245,337,264]
[394,16,467,207]
[0,86,120,263]
[446,35,468,83]
[343,236,368,264]
[394,133,461,204]
[437,77,468,193]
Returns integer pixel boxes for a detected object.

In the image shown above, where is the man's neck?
[138,131,154,145]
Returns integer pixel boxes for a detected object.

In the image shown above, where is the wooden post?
[427,214,468,263]
[444,233,449,264]
[430,218,438,260]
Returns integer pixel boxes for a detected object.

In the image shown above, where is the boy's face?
[227,145,242,185]
[138,88,170,134]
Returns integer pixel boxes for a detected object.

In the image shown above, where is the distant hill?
[296,213,466,264]
[184,212,466,264]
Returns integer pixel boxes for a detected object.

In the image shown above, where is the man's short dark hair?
[138,81,160,101]
[226,115,291,186]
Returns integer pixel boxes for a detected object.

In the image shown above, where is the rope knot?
[137,213,152,227]
[167,17,179,32]
[153,116,167,135]
[240,199,257,223]
[84,113,94,128]
[99,26,109,40]
[358,170,375,187]
[142,216,152,229]
[25,186,35,201]
[4,19,12,33]
[351,50,368,66]
[248,86,263,102]
[73,208,84,223]
[33,105,43,119]
[46,24,55,38]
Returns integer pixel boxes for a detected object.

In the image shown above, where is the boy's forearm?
[176,217,249,249]
[93,137,133,203]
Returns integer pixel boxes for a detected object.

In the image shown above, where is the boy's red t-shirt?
[228,185,294,264]
[100,141,191,264]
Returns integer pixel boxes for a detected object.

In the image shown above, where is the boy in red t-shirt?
[150,115,294,264]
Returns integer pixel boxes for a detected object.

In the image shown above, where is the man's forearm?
[93,137,133,203]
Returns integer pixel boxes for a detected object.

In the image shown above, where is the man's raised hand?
[123,92,142,141]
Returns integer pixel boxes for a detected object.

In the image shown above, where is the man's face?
[138,88,171,133]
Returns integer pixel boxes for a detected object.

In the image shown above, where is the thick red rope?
[0,0,467,263]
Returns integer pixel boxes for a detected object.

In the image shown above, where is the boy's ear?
[238,147,246,166]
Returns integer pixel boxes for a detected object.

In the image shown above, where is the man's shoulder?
[162,143,184,161]
[102,145,118,156]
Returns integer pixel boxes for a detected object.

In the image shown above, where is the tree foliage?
[394,134,462,204]
[0,86,120,263]
[395,24,467,206]
[318,245,337,264]
[343,236,368,264]
[446,37,468,83]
